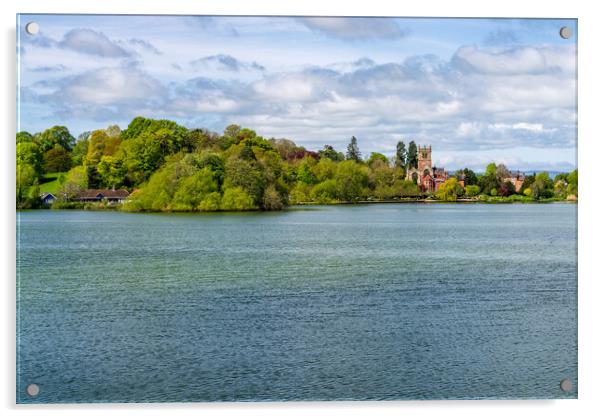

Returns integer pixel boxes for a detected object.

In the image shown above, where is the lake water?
[16,204,577,402]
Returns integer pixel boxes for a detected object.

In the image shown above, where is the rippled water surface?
[17,204,577,402]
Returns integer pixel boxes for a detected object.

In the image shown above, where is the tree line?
[16,117,577,210]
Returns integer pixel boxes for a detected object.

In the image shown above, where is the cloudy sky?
[17,15,577,171]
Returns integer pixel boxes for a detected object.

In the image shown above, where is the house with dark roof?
[75,189,130,204]
[40,192,56,205]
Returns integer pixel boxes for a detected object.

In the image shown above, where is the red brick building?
[406,145,449,193]
[503,171,525,192]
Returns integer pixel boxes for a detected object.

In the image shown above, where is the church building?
[405,145,449,193]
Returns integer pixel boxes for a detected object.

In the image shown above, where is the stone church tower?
[417,145,432,175]
[405,144,447,193]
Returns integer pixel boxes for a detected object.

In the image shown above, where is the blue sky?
[17,15,577,171]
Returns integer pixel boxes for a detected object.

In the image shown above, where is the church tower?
[417,145,432,174]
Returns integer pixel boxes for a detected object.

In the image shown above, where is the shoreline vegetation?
[20,198,575,215]
[17,117,578,212]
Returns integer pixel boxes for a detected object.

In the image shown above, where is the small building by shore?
[75,189,130,204]
[40,192,56,205]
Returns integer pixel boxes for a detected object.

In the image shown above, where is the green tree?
[396,179,420,197]
[122,155,193,211]
[269,138,298,159]
[396,141,407,167]
[554,173,569,183]
[16,141,43,176]
[16,131,34,144]
[456,168,478,186]
[105,124,121,138]
[310,179,338,203]
[118,130,167,185]
[96,155,126,189]
[221,187,256,210]
[531,172,554,199]
[554,179,568,199]
[464,184,481,197]
[312,158,337,182]
[263,185,284,210]
[171,168,218,211]
[16,164,37,207]
[567,169,578,196]
[185,128,223,152]
[71,138,89,166]
[436,178,464,201]
[26,180,42,209]
[495,164,511,182]
[36,126,75,152]
[239,141,257,161]
[407,141,418,169]
[43,144,71,173]
[346,136,362,162]
[224,157,266,205]
[77,131,92,142]
[319,145,344,161]
[369,159,398,199]
[222,124,242,145]
[121,117,187,146]
[197,152,226,187]
[519,173,536,194]
[367,152,389,167]
[335,160,368,201]
[296,157,318,185]
[479,162,500,195]
[198,192,222,211]
[60,166,89,199]
[85,130,121,167]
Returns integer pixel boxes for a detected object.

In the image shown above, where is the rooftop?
[77,189,130,199]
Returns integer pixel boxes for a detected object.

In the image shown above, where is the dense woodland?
[16,117,578,211]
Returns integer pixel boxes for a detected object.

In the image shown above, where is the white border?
[3,1,601,417]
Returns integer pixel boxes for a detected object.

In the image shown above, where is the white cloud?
[453,45,575,75]
[297,17,409,40]
[59,29,130,58]
[489,122,555,133]
[252,74,321,101]
[456,122,482,138]
[125,38,162,55]
[64,67,164,105]
[20,37,576,169]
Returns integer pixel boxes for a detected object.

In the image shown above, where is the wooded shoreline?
[18,117,578,212]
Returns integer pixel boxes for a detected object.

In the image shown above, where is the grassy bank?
[39,172,66,194]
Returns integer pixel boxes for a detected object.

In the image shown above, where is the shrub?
[289,183,312,204]
[221,187,256,211]
[198,192,222,211]
[465,184,480,197]
[436,178,464,201]
[262,185,284,210]
[310,179,338,203]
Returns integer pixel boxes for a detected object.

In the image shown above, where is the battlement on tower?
[417,145,432,173]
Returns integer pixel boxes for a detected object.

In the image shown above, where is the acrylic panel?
[16,15,578,403]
